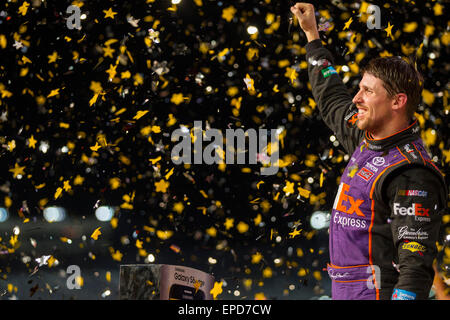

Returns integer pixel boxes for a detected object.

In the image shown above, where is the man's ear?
[392,93,408,111]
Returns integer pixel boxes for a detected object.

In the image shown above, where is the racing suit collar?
[363,120,420,151]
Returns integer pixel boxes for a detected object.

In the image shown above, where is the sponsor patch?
[366,143,382,151]
[372,156,385,166]
[321,66,338,78]
[393,202,430,222]
[397,226,429,240]
[403,144,418,160]
[333,182,366,217]
[401,241,426,254]
[333,212,368,229]
[357,167,374,181]
[364,162,378,173]
[398,189,428,197]
[346,113,358,127]
[392,288,416,300]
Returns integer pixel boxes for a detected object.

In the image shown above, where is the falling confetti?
[210,281,223,299]
[91,227,102,240]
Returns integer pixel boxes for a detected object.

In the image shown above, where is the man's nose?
[353,90,363,105]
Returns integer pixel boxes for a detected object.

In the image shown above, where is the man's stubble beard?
[357,119,368,131]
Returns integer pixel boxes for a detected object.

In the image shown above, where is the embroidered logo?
[372,157,385,166]
[398,190,428,197]
[321,66,337,78]
[364,162,378,173]
[345,112,358,127]
[392,288,416,300]
[401,241,426,255]
[333,182,365,217]
[403,144,418,160]
[357,167,374,181]
[393,203,430,220]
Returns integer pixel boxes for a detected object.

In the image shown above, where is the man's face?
[352,73,394,135]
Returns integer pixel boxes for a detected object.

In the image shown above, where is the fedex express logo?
[333,183,365,216]
[393,203,430,222]
[332,183,368,229]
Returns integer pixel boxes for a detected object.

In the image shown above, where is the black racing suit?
[305,39,448,299]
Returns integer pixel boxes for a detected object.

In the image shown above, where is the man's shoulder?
[372,145,447,203]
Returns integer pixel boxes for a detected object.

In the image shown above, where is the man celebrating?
[290,3,448,300]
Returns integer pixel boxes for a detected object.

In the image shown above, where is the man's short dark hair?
[361,56,424,118]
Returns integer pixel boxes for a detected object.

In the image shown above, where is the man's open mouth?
[357,107,368,118]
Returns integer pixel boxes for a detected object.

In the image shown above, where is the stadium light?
[95,206,114,221]
[0,208,9,222]
[310,211,330,230]
[43,207,66,222]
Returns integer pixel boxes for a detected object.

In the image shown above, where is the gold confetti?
[47,88,60,98]
[343,17,353,30]
[236,221,249,233]
[253,214,262,226]
[244,74,255,93]
[221,6,236,22]
[164,167,174,180]
[319,171,324,187]
[90,142,101,151]
[54,187,63,200]
[384,22,394,39]
[9,163,25,178]
[283,181,294,195]
[27,135,37,148]
[285,67,298,84]
[298,187,311,198]
[210,281,223,299]
[251,252,263,264]
[156,230,173,240]
[224,218,234,230]
[170,93,186,105]
[133,110,149,120]
[254,292,267,300]
[289,228,302,239]
[103,8,118,19]
[154,179,169,192]
[18,1,30,16]
[149,156,161,164]
[111,249,123,261]
[106,63,118,80]
[193,280,201,293]
[47,51,59,64]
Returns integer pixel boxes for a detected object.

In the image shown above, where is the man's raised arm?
[291,3,364,155]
